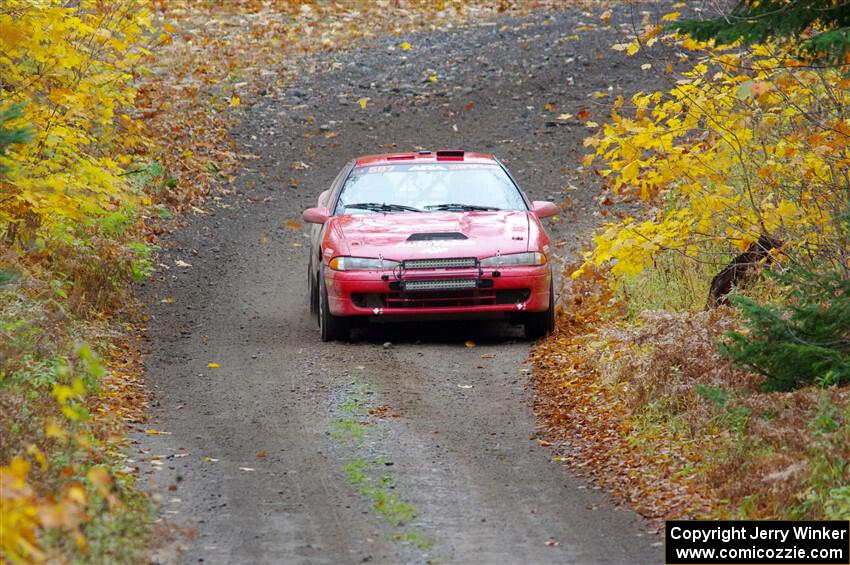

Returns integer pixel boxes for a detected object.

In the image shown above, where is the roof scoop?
[407,232,468,241]
[435,149,465,160]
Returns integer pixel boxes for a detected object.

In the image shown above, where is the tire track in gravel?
[138,6,667,564]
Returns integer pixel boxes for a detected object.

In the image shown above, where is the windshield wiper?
[425,203,502,211]
[344,202,425,213]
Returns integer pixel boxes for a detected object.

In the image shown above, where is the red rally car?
[302,150,558,341]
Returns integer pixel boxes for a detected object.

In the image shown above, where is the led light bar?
[402,279,479,291]
[402,257,478,270]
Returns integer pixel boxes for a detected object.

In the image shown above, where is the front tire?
[524,278,555,339]
[319,274,350,342]
[309,260,319,321]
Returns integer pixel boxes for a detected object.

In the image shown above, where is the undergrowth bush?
[723,264,850,391]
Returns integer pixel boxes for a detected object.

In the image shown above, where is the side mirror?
[303,207,330,224]
[532,200,558,219]
[318,190,330,207]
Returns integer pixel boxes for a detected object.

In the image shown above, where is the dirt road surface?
[139,6,666,564]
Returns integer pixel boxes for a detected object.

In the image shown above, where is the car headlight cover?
[328,256,399,271]
[480,252,546,267]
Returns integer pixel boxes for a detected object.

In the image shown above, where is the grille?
[402,257,478,270]
[386,289,496,308]
[352,289,531,310]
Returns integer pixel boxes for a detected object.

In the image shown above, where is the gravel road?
[139,6,667,564]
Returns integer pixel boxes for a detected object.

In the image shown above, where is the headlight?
[328,256,400,271]
[480,252,546,267]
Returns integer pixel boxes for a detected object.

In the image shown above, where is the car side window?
[325,161,354,210]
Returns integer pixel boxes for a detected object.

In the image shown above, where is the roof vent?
[407,232,468,241]
[435,149,465,160]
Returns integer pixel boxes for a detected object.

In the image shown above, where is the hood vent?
[407,232,468,241]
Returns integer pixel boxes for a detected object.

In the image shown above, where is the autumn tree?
[0,0,152,242]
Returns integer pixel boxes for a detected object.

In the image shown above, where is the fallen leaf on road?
[239,467,255,472]
[545,540,560,547]
[256,450,268,458]
[457,384,473,389]
[174,259,192,268]
[207,362,220,368]
[285,220,302,230]
[358,97,369,110]
[400,41,411,50]
[144,429,172,435]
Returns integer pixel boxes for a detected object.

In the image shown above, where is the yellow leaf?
[400,41,411,50]
[26,445,48,471]
[358,97,369,110]
[230,95,241,107]
[66,484,87,505]
[661,11,681,21]
[45,420,68,440]
[87,467,111,488]
[207,362,220,368]
[0,20,25,48]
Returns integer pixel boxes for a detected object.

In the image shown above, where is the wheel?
[308,260,319,321]
[524,277,555,339]
[319,274,350,342]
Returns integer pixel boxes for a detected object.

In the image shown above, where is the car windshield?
[335,163,527,214]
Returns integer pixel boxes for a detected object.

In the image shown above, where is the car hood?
[326,211,531,260]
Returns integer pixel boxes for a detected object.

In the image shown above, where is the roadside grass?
[618,251,719,315]
[1,256,152,562]
[533,259,850,523]
[332,384,434,552]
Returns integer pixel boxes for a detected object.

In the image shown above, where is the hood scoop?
[407,232,468,242]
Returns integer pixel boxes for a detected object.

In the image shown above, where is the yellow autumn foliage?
[0,0,153,240]
[582,41,850,279]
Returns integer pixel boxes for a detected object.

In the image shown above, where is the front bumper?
[324,265,551,318]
